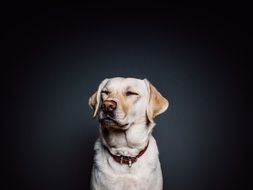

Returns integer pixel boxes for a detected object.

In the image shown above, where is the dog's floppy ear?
[144,79,169,122]
[89,78,109,118]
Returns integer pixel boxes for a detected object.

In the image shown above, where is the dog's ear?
[89,78,109,118]
[144,79,169,122]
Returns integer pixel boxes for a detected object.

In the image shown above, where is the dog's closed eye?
[101,90,110,95]
[126,91,139,96]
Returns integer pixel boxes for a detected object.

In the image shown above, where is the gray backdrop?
[3,2,250,190]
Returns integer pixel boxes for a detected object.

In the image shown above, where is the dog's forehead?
[105,77,147,91]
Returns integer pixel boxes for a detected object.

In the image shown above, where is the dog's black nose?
[102,100,117,112]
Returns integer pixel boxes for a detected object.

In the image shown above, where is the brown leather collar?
[104,141,149,167]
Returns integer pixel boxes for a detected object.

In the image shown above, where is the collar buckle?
[128,159,132,167]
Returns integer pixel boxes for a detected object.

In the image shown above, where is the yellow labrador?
[89,77,168,190]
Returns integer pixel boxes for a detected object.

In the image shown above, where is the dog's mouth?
[99,116,128,128]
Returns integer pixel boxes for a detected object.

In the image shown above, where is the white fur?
[89,77,168,190]
[91,136,162,190]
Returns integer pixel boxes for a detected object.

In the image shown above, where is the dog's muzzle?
[99,100,128,128]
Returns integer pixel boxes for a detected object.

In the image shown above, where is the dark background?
[2,1,252,190]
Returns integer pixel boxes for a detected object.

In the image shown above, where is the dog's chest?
[111,176,150,190]
[92,169,157,190]
[91,137,163,190]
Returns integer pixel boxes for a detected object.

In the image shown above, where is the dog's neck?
[99,122,155,157]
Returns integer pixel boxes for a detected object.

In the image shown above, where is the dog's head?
[89,77,168,130]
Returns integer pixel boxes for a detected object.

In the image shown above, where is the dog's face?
[89,77,168,130]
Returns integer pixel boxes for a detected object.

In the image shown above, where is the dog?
[89,77,168,190]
